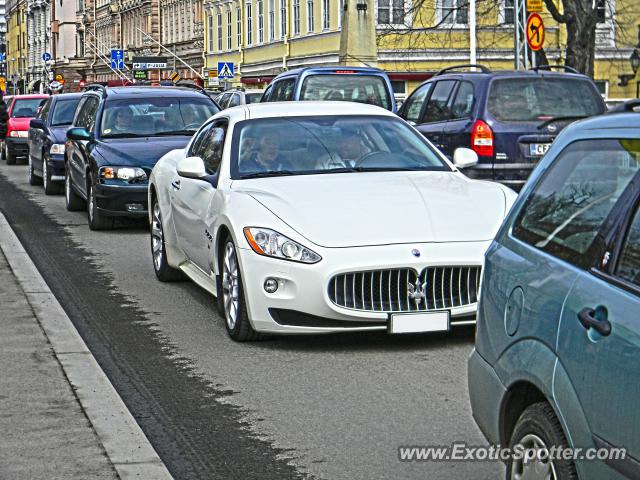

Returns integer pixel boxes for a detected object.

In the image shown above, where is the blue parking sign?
[42,52,51,62]
[218,62,234,79]
[111,49,125,70]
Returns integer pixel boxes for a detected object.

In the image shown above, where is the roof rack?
[83,83,108,98]
[435,64,491,76]
[529,65,580,74]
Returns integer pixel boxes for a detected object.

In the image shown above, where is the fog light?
[264,278,279,293]
[126,203,144,212]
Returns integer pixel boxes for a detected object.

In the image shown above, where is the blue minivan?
[260,66,397,113]
[469,113,640,479]
[398,65,606,190]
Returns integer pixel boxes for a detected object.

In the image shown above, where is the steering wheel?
[353,151,386,168]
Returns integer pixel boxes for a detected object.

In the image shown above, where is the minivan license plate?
[530,143,550,156]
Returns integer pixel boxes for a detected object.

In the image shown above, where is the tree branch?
[543,0,567,23]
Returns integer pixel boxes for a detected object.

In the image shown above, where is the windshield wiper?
[537,115,588,130]
[155,129,196,136]
[102,133,149,138]
[240,170,295,179]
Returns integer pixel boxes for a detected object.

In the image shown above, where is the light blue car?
[468,112,640,480]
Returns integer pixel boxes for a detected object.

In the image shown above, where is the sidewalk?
[0,248,119,480]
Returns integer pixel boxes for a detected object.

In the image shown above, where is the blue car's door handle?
[578,307,611,337]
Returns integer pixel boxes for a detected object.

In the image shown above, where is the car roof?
[241,101,397,119]
[89,86,209,99]
[52,93,83,101]
[12,94,49,99]
[569,112,640,133]
[275,66,387,78]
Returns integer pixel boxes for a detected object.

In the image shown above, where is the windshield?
[299,75,392,111]
[245,93,263,104]
[231,115,449,179]
[487,77,604,122]
[51,99,81,126]
[101,97,219,138]
[11,98,46,118]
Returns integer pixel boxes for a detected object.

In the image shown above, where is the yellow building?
[203,0,640,99]
[5,0,27,94]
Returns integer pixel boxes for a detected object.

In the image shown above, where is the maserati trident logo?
[407,278,428,306]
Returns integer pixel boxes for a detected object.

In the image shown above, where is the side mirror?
[453,148,478,169]
[67,127,93,141]
[30,118,46,130]
[177,156,207,179]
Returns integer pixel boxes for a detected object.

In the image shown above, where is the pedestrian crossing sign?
[218,62,234,79]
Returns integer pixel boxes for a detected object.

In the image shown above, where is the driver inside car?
[110,108,134,134]
[240,132,291,174]
[336,127,370,167]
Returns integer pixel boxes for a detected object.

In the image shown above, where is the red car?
[3,94,48,164]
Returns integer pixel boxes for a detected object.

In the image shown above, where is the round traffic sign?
[42,52,52,62]
[526,13,545,51]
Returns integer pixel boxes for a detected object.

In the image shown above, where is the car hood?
[50,126,71,144]
[235,171,508,248]
[9,117,33,131]
[96,136,190,167]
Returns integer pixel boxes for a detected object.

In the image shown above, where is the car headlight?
[243,227,321,264]
[99,166,147,182]
[50,143,65,155]
[10,130,28,138]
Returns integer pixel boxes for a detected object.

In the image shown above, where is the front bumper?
[6,137,29,157]
[46,154,66,179]
[236,239,490,334]
[468,348,506,444]
[94,182,149,217]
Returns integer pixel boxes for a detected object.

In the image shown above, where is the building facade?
[5,0,27,93]
[26,0,50,91]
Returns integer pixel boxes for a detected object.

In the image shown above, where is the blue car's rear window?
[299,74,392,111]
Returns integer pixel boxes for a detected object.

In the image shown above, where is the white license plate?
[529,143,550,156]
[388,311,450,334]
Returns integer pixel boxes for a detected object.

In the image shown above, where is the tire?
[43,160,62,195]
[65,169,85,211]
[150,197,183,281]
[87,182,114,230]
[28,156,43,186]
[506,402,578,480]
[221,239,260,342]
[5,143,16,165]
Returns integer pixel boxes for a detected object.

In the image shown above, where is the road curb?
[0,212,174,480]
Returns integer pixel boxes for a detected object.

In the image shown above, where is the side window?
[513,138,640,269]
[75,97,100,131]
[201,121,227,175]
[450,81,475,119]
[402,83,432,124]
[422,80,456,123]
[188,122,213,158]
[261,85,273,102]
[38,99,52,122]
[271,78,296,101]
[616,204,640,287]
[228,94,241,107]
[72,97,88,126]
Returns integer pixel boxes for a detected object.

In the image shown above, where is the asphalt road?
[0,159,503,480]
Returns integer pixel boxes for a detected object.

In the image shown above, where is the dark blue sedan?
[28,93,83,194]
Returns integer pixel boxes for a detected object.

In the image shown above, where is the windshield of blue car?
[231,116,450,179]
[487,77,604,122]
[51,99,82,126]
[299,75,392,111]
[11,98,46,118]
[101,97,218,138]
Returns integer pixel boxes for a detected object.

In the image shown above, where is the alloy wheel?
[151,202,164,272]
[511,433,557,480]
[222,242,240,330]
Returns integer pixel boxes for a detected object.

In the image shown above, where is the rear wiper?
[240,170,295,179]
[155,129,196,136]
[537,115,588,130]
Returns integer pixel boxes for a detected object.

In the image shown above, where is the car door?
[555,144,640,479]
[415,80,457,152]
[441,80,475,158]
[68,96,100,199]
[30,98,52,171]
[172,120,227,273]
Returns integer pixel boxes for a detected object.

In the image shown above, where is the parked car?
[260,66,397,112]
[28,93,83,194]
[148,102,516,341]
[3,94,49,164]
[398,64,606,190]
[215,89,264,109]
[64,85,219,230]
[468,113,640,479]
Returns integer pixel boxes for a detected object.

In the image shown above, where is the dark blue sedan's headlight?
[50,144,66,155]
[99,166,148,183]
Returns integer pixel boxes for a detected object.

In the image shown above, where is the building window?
[321,0,330,29]
[595,0,606,23]
[269,0,275,40]
[500,0,514,24]
[439,0,468,25]
[293,0,300,34]
[208,14,214,52]
[258,0,264,42]
[227,9,232,49]
[338,0,343,26]
[217,12,223,50]
[377,0,405,25]
[237,6,241,46]
[307,0,314,32]
[246,2,252,45]
[280,0,287,37]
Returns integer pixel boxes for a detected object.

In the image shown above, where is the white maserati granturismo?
[148,102,516,341]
